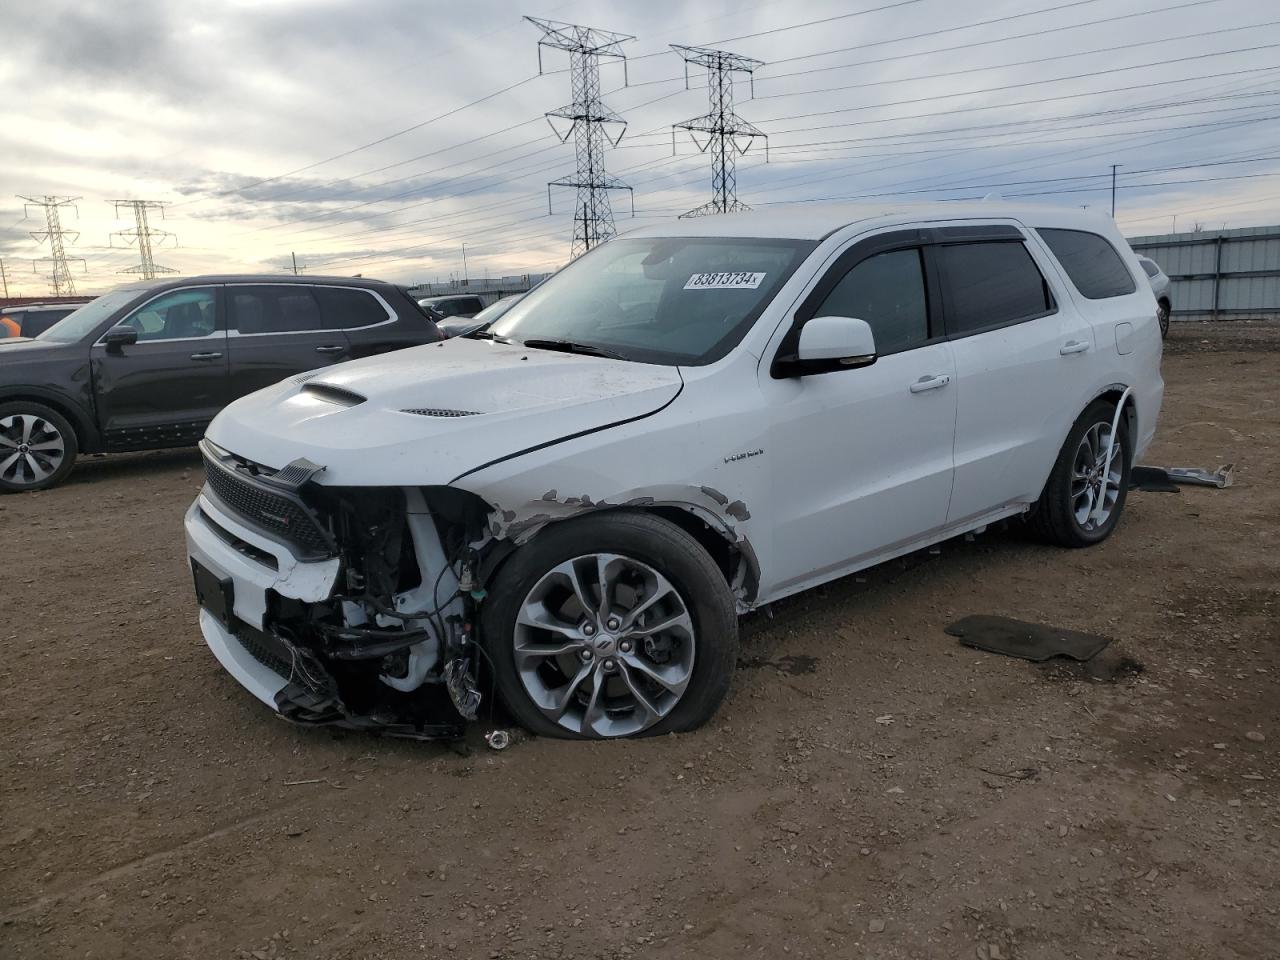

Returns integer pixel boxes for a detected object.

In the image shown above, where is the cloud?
[0,0,1277,294]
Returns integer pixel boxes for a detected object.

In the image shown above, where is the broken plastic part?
[444,657,481,721]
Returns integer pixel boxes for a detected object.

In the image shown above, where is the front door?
[91,285,230,449]
[762,243,958,597]
[225,284,353,397]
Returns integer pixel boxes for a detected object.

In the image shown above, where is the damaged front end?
[188,441,493,740]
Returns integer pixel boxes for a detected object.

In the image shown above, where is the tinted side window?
[230,286,324,334]
[1140,259,1160,278]
[813,248,929,354]
[314,287,391,329]
[937,242,1052,335]
[22,310,73,337]
[1038,228,1137,299]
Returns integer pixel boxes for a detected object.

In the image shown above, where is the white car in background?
[1136,255,1172,338]
[185,201,1164,742]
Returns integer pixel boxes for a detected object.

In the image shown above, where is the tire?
[1030,399,1132,548]
[1157,300,1171,339]
[0,401,78,493]
[480,511,738,740]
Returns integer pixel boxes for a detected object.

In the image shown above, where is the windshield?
[471,295,520,324]
[489,237,815,365]
[36,290,139,342]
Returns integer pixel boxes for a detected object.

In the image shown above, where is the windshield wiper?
[520,338,628,361]
[467,329,514,343]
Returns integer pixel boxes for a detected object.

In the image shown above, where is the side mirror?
[786,315,876,375]
[102,325,139,353]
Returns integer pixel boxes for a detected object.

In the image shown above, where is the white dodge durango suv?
[185,202,1164,741]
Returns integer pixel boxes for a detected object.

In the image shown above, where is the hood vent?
[301,382,366,407]
[401,407,483,418]
[291,370,320,384]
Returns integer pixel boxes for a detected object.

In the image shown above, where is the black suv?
[0,275,441,492]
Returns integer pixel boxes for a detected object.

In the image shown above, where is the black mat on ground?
[946,615,1113,662]
[1130,465,1180,493]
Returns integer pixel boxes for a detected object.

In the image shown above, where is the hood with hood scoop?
[204,336,683,486]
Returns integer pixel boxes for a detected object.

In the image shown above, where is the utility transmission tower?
[20,195,85,295]
[671,45,767,218]
[110,200,176,279]
[527,16,635,259]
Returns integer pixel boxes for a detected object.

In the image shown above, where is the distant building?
[406,273,555,304]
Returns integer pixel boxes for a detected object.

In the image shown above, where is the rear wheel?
[1157,300,1171,338]
[0,402,78,493]
[1031,399,1131,548]
[481,512,738,740]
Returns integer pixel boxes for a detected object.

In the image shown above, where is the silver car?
[1137,255,1172,338]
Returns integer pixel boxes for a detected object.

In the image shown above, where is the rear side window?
[230,286,325,334]
[314,287,391,329]
[1139,259,1160,278]
[1038,228,1137,299]
[21,310,73,337]
[813,248,929,354]
[937,241,1053,335]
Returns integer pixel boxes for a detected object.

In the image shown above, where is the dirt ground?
[1,320,1277,960]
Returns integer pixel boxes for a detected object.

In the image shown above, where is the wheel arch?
[469,487,761,610]
[0,389,100,452]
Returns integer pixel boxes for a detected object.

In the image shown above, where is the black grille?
[201,445,334,558]
[401,407,482,417]
[302,382,366,406]
[236,627,293,680]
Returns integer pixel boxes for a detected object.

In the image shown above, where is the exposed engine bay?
[246,484,495,740]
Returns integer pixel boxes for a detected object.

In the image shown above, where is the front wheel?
[1157,301,1171,339]
[1031,399,1132,548]
[480,512,738,740]
[0,402,79,493]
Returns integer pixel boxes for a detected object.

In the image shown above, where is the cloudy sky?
[1,0,1277,296]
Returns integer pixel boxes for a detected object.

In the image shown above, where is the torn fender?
[468,482,761,608]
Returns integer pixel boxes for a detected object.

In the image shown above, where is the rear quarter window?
[1037,228,1137,299]
[314,287,392,329]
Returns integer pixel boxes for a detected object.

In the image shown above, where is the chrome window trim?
[223,282,396,335]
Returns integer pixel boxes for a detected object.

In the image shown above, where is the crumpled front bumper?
[184,494,467,739]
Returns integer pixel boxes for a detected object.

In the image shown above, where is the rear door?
[91,285,231,449]
[225,284,352,397]
[937,227,1081,525]
[312,286,429,360]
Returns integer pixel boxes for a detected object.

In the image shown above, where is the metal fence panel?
[1129,226,1280,321]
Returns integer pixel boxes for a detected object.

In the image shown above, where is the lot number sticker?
[684,271,766,290]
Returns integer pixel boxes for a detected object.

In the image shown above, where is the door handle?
[909,374,951,393]
[1060,339,1090,355]
[190,352,223,361]
[315,344,346,355]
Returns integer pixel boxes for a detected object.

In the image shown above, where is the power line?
[752,39,1280,105]
[110,200,177,279]
[759,0,1222,77]
[170,74,547,209]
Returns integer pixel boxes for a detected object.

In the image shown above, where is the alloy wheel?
[512,553,696,738]
[0,414,66,487]
[1070,421,1122,531]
